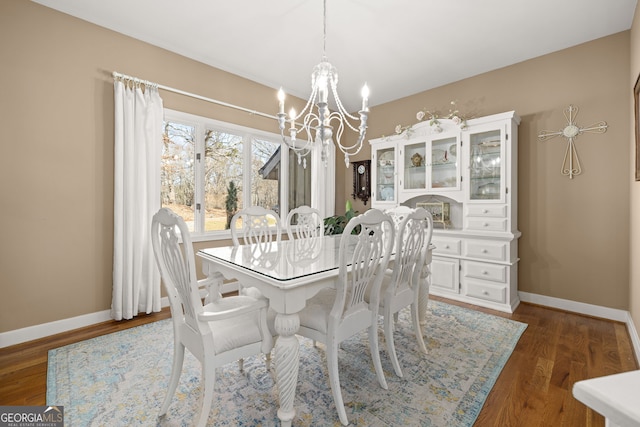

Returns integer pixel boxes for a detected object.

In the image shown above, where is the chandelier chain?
[322,0,327,59]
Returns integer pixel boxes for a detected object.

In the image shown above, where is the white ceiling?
[34,0,637,112]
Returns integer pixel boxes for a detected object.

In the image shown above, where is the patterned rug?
[47,300,526,426]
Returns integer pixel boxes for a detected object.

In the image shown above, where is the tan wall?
[345,32,631,310]
[0,0,307,332]
[0,0,633,333]
[630,8,640,336]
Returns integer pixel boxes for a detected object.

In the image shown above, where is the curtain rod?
[112,71,278,121]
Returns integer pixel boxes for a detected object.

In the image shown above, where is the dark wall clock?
[352,160,371,205]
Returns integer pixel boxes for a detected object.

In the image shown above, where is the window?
[161,109,311,239]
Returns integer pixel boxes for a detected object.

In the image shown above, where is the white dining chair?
[296,208,395,426]
[230,205,281,246]
[383,205,414,270]
[372,206,433,378]
[285,205,323,240]
[229,206,281,297]
[385,205,415,229]
[151,208,273,427]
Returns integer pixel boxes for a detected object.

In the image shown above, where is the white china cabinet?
[371,139,398,210]
[370,111,521,312]
[371,127,463,206]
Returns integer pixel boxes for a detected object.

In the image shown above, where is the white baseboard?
[519,291,630,321]
[0,288,220,349]
[626,311,640,365]
[2,290,639,359]
[519,291,640,363]
[0,309,114,349]
[0,296,169,349]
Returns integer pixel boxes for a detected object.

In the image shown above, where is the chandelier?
[277,0,369,168]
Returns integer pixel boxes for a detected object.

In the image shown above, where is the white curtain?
[311,141,336,219]
[111,79,164,320]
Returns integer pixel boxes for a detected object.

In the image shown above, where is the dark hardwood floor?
[0,296,637,426]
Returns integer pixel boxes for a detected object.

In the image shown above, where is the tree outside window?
[160,109,311,238]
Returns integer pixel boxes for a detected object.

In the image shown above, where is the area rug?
[47,300,526,426]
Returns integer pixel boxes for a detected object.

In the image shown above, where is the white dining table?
[197,235,433,426]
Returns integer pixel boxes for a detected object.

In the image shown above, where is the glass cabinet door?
[374,146,396,203]
[402,141,426,191]
[430,135,458,190]
[469,129,503,201]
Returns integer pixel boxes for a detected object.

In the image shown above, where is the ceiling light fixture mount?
[277,0,369,168]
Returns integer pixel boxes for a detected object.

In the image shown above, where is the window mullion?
[194,123,205,233]
[280,144,290,224]
[243,134,252,210]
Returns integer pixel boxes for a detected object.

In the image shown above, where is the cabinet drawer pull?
[482,249,488,253]
[444,245,450,249]
[483,290,490,295]
[484,223,490,227]
[483,209,489,214]
[482,270,488,275]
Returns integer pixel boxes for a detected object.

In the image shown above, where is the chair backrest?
[285,235,323,267]
[389,207,434,295]
[230,206,281,247]
[235,238,281,270]
[334,209,395,320]
[410,207,434,286]
[151,208,204,334]
[286,205,323,240]
[385,205,415,230]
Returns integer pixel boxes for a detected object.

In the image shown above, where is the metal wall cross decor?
[538,105,608,179]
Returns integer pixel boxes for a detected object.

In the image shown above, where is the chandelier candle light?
[277,0,369,168]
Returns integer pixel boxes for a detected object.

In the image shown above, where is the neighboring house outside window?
[161,109,311,241]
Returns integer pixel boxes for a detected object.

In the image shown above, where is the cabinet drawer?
[463,261,507,283]
[464,217,508,232]
[431,237,461,255]
[465,280,506,304]
[463,240,508,262]
[466,204,507,218]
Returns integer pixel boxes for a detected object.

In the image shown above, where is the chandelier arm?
[284,136,313,156]
[292,86,320,123]
[329,113,345,149]
[335,111,362,133]
[344,134,366,156]
[303,111,320,129]
[298,113,320,150]
[330,84,365,125]
[329,111,360,132]
[327,112,364,153]
[279,111,320,158]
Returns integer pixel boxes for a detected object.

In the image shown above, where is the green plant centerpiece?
[324,200,358,235]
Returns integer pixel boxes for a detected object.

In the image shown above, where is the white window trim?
[163,108,295,242]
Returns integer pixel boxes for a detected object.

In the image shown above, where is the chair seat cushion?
[241,286,266,300]
[204,297,265,354]
[365,273,390,303]
[297,288,336,334]
[364,272,410,307]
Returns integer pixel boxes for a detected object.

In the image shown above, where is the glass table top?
[198,235,347,282]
